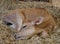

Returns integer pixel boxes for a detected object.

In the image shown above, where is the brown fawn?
[2,8,57,39]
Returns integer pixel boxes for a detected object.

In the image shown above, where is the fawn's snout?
[14,34,22,39]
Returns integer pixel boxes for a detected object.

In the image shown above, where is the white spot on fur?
[16,12,23,31]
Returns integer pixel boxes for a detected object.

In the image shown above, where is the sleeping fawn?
[2,8,57,39]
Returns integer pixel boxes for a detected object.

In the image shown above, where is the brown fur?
[2,8,57,39]
[14,8,57,39]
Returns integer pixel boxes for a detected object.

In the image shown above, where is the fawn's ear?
[31,17,44,25]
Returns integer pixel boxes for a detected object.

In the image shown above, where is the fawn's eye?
[3,21,13,26]
[22,25,27,28]
[6,22,12,26]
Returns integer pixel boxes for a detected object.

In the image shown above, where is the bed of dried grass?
[0,1,60,44]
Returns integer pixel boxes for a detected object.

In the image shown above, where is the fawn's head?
[14,17,44,39]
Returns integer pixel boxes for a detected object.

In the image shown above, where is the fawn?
[2,8,57,39]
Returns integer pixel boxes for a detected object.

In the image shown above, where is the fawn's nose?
[14,34,20,39]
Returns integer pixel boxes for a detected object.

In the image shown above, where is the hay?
[0,22,16,44]
[0,2,60,44]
